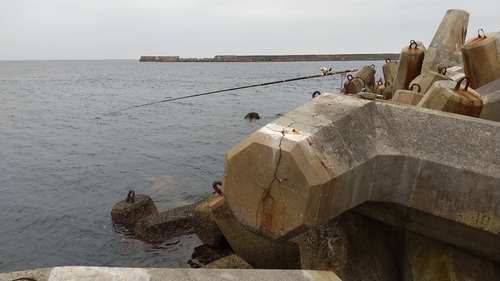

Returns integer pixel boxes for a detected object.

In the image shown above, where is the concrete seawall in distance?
[139,53,400,62]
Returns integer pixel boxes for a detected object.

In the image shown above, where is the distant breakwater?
[139,54,400,62]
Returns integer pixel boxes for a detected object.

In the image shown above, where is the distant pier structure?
[139,54,400,62]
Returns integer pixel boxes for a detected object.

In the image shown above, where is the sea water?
[0,59,384,272]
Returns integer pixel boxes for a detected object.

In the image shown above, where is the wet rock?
[192,194,224,247]
[110,191,158,227]
[244,112,260,120]
[202,254,253,269]
[134,203,196,243]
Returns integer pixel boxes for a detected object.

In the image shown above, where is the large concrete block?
[222,93,500,261]
[392,40,426,93]
[476,78,500,122]
[416,79,483,117]
[421,9,469,73]
[400,231,500,281]
[209,195,301,269]
[409,69,451,95]
[134,203,196,243]
[298,211,398,280]
[192,194,224,247]
[111,192,158,227]
[462,31,500,89]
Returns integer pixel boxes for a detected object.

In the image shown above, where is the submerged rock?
[244,112,260,120]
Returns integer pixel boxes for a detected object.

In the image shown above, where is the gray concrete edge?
[0,266,341,281]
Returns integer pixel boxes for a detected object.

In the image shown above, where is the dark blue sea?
[0,59,384,272]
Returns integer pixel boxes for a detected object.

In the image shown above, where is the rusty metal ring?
[438,66,447,75]
[346,74,354,80]
[409,40,418,49]
[312,91,321,98]
[125,190,135,203]
[478,29,486,38]
[409,83,421,93]
[212,181,223,195]
[455,76,469,91]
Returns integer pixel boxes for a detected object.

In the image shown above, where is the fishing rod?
[98,68,358,118]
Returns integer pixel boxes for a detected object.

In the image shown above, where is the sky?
[1,0,498,60]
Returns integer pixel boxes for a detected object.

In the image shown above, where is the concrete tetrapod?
[222,93,500,261]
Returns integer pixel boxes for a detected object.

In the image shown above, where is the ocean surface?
[0,59,385,272]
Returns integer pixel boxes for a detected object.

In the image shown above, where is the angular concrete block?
[298,211,398,281]
[422,9,469,73]
[392,40,426,93]
[210,195,301,269]
[134,203,196,243]
[192,194,224,247]
[476,78,500,122]
[111,192,158,227]
[409,70,451,95]
[462,31,500,89]
[416,79,483,117]
[222,93,500,261]
[392,87,424,106]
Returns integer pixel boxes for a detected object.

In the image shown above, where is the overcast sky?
[1,0,498,60]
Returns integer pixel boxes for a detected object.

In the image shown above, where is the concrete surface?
[421,9,469,73]
[110,193,158,227]
[392,41,425,93]
[191,194,224,247]
[462,31,500,89]
[476,78,500,122]
[221,93,499,260]
[0,267,341,281]
[134,203,196,243]
[201,254,253,269]
[298,211,398,281]
[209,194,301,269]
[416,79,483,117]
[400,231,500,281]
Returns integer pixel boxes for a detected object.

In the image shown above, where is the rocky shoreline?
[139,53,400,62]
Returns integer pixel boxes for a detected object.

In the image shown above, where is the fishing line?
[97,68,358,119]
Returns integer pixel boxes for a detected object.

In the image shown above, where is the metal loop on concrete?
[409,40,418,49]
[312,91,322,98]
[346,74,354,81]
[386,58,392,63]
[409,83,421,93]
[126,190,135,203]
[478,28,486,38]
[455,76,470,91]
[371,64,376,68]
[438,66,447,75]
[212,181,223,195]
